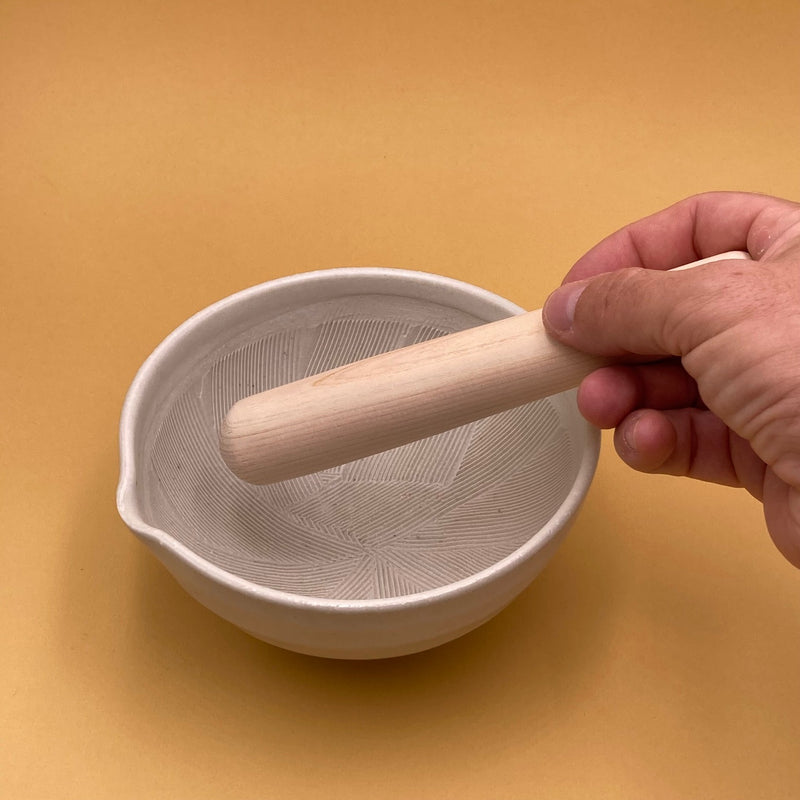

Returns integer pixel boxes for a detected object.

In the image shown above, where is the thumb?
[542,259,753,358]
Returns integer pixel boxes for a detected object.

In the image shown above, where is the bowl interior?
[132,276,585,601]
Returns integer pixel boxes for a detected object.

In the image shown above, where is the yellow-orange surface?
[2,1,799,797]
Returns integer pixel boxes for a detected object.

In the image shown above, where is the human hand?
[542,191,800,568]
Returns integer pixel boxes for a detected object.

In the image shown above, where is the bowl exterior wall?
[147,520,574,659]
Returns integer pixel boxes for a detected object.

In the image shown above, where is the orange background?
[2,1,800,797]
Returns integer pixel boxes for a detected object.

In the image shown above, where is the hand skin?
[542,192,800,568]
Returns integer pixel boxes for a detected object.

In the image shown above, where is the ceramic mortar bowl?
[116,268,600,659]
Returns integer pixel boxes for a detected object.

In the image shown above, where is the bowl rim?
[117,267,600,613]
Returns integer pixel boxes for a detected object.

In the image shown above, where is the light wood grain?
[219,308,607,483]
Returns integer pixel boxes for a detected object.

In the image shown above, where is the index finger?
[564,191,790,283]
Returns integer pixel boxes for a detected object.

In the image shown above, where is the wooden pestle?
[220,251,749,484]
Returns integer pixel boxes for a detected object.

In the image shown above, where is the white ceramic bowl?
[117,268,599,659]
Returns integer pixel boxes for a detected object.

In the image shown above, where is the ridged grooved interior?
[142,293,579,600]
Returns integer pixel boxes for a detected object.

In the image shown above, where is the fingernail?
[543,283,586,334]
[621,412,642,453]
